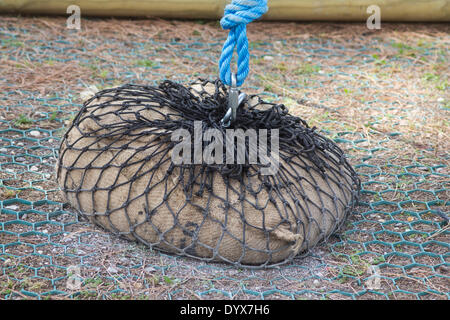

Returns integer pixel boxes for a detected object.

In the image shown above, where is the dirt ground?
[0,16,448,300]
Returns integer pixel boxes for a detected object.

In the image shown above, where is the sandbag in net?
[56,79,360,268]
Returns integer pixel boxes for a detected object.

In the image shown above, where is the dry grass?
[0,16,448,300]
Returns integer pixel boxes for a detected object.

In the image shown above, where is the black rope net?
[56,79,360,268]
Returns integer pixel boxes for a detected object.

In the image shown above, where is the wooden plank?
[0,0,448,21]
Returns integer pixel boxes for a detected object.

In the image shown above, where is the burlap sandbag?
[56,81,359,267]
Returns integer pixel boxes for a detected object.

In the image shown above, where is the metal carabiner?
[221,73,247,128]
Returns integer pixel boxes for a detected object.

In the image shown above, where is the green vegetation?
[110,292,132,300]
[2,39,24,48]
[163,275,178,285]
[83,277,104,289]
[392,42,416,57]
[98,70,108,79]
[294,63,320,75]
[372,54,387,65]
[49,111,58,122]
[274,62,287,72]
[0,188,16,199]
[341,253,368,277]
[135,59,157,68]
[14,114,32,128]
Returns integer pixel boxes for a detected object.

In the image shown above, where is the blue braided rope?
[219,0,268,86]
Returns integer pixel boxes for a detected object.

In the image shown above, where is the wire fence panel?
[0,17,448,300]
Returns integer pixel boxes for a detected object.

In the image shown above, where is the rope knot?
[220,0,268,30]
[219,0,268,86]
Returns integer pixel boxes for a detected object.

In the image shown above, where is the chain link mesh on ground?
[0,16,448,300]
